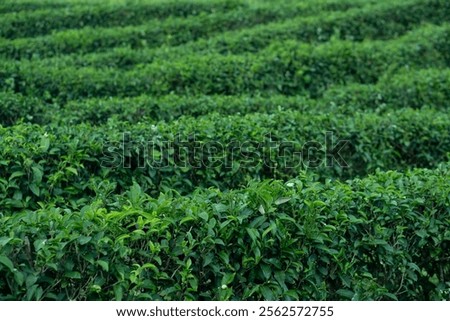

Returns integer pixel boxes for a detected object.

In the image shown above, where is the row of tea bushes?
[0,108,449,210]
[0,1,69,14]
[38,68,450,125]
[2,23,450,101]
[52,0,450,69]
[0,0,243,39]
[0,0,371,60]
[2,66,445,127]
[0,165,449,300]
[321,68,450,112]
[5,0,449,62]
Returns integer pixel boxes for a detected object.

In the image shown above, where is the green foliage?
[2,22,450,101]
[0,91,48,126]
[322,68,450,112]
[0,0,243,39]
[0,108,449,210]
[0,0,367,59]
[0,0,449,302]
[0,166,449,300]
[31,0,450,69]
[2,66,449,127]
[11,68,444,126]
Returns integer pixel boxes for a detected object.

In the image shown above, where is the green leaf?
[185,259,192,269]
[218,251,230,265]
[129,182,142,205]
[415,230,428,238]
[65,167,78,176]
[32,166,43,184]
[262,221,277,238]
[336,289,355,299]
[26,284,38,301]
[14,271,25,286]
[65,271,81,279]
[188,277,198,291]
[258,204,265,214]
[159,286,177,297]
[275,197,291,205]
[260,264,272,280]
[213,204,228,213]
[202,253,214,268]
[9,171,25,180]
[13,190,22,200]
[0,255,14,272]
[78,236,92,245]
[40,136,50,152]
[33,239,47,252]
[180,216,196,224]
[198,211,209,221]
[384,292,398,301]
[114,285,123,301]
[260,286,274,300]
[142,263,158,272]
[221,273,236,286]
[284,290,300,300]
[29,184,40,197]
[340,275,352,288]
[313,200,327,207]
[26,275,38,288]
[97,260,109,272]
[0,237,12,247]
[274,271,288,291]
[246,228,260,243]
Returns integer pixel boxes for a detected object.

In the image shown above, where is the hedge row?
[2,23,449,101]
[41,0,450,70]
[0,0,244,39]
[0,0,110,9]
[0,108,449,210]
[26,68,446,125]
[0,91,307,126]
[0,0,367,60]
[1,165,449,300]
[322,68,450,112]
[0,91,51,126]
[0,0,74,14]
[2,67,446,127]
[0,10,274,60]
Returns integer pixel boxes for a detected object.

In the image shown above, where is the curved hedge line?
[0,2,68,14]
[26,68,446,125]
[0,0,243,39]
[2,66,449,127]
[321,68,450,112]
[0,108,449,210]
[1,165,449,300]
[5,0,449,62]
[2,23,449,101]
[1,0,450,303]
[2,67,449,127]
[0,91,50,126]
[0,0,369,60]
[38,0,450,70]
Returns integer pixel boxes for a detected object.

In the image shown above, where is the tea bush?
[0,108,449,211]
[36,0,450,69]
[2,23,450,101]
[0,0,243,39]
[0,0,369,59]
[0,166,449,300]
[0,0,449,301]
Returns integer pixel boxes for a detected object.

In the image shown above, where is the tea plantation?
[0,0,449,300]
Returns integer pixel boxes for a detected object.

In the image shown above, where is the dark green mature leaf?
[0,255,14,272]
